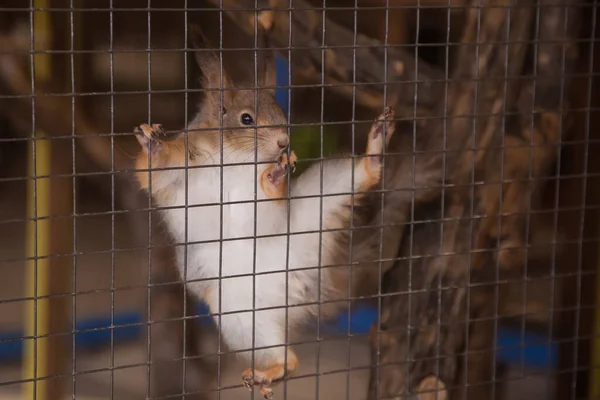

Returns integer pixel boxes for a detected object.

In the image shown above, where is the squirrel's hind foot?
[241,356,297,400]
[242,368,274,399]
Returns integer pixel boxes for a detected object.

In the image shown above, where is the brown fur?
[135,26,291,206]
[183,25,289,168]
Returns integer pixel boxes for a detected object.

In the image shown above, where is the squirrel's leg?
[203,276,298,399]
[289,107,396,233]
[260,151,297,200]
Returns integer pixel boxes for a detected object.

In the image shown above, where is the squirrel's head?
[190,26,289,163]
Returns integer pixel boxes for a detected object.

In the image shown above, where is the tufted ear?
[257,29,277,96]
[189,24,234,114]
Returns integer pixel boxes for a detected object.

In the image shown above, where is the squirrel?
[133,26,396,399]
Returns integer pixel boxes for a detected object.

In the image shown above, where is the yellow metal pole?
[22,2,53,399]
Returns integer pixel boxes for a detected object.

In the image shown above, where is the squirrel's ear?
[257,29,276,96]
[189,24,234,113]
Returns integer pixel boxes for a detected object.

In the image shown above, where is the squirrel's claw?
[288,151,298,173]
[278,151,297,173]
[135,123,164,139]
[241,367,278,400]
[261,150,298,200]
[134,123,164,155]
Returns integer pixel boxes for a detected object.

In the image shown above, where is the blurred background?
[0,1,596,399]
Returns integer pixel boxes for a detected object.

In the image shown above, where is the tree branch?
[366,0,544,396]
[206,0,445,115]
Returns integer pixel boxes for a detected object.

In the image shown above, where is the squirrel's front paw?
[260,151,297,200]
[134,123,164,155]
[267,151,297,187]
[361,107,396,186]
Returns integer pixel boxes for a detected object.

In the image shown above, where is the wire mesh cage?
[0,0,595,399]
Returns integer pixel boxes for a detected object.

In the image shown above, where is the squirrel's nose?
[277,137,289,149]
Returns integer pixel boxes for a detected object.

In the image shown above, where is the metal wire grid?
[0,0,592,399]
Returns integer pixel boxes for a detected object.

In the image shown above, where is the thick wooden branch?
[368,0,581,396]
[206,0,445,115]
[366,0,543,397]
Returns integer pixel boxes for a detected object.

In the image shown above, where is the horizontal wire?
[0,4,589,12]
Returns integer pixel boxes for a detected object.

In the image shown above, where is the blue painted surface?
[495,326,557,369]
[0,57,558,369]
[0,304,558,368]
[332,304,378,335]
[0,312,142,362]
[274,56,290,115]
[0,307,213,363]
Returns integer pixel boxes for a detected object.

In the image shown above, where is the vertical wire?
[217,1,225,398]
[182,0,190,397]
[283,1,294,399]
[591,3,600,390]
[521,0,538,383]
[576,2,596,398]
[251,1,259,398]
[376,0,394,398]
[542,0,556,393]
[545,0,572,387]
[572,2,593,398]
[144,1,153,398]
[108,0,116,397]
[492,1,511,396]
[346,0,358,397]
[521,0,536,379]
[374,0,391,399]
[344,0,358,398]
[463,2,484,398]
[490,3,512,398]
[437,0,453,394]
[521,28,542,394]
[28,2,38,399]
[315,1,327,398]
[69,1,78,398]
[590,3,600,389]
[405,0,424,395]
[433,0,451,392]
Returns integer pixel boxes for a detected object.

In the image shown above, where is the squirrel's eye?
[240,113,254,126]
